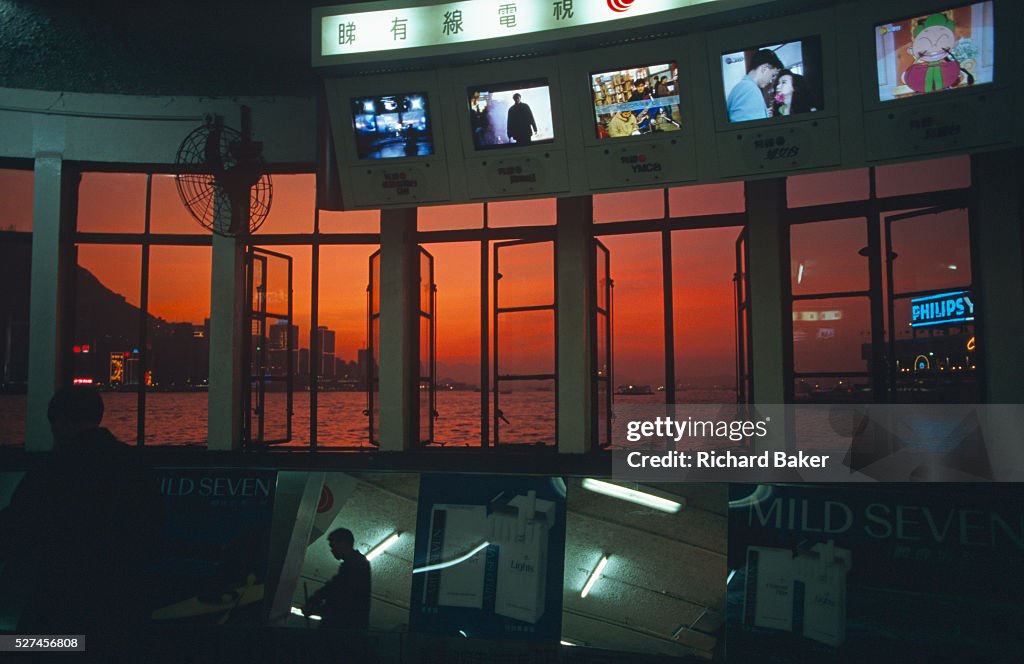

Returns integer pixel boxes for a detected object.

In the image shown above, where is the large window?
[786,156,975,404]
[0,167,33,446]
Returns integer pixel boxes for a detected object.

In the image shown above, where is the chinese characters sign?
[317,0,722,61]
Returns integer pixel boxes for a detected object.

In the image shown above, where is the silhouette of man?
[506,93,537,145]
[304,527,371,629]
[0,386,162,655]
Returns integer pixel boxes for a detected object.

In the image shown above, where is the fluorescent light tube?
[366,532,401,561]
[582,479,682,513]
[581,555,609,598]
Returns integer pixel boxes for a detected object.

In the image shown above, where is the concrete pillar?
[378,207,418,451]
[207,233,246,450]
[25,154,72,451]
[972,150,1024,402]
[744,178,789,452]
[556,196,594,453]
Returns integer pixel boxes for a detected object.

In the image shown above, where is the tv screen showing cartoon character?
[590,63,682,139]
[875,1,994,102]
[468,80,555,150]
[351,93,434,160]
[721,37,824,123]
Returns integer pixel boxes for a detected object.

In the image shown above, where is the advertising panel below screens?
[874,1,995,104]
[468,81,554,150]
[727,484,1024,663]
[590,63,682,139]
[409,474,567,642]
[721,36,824,124]
[351,92,434,160]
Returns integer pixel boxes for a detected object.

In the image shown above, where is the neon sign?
[910,290,974,328]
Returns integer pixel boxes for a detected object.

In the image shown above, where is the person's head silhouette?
[47,385,104,449]
[328,527,357,561]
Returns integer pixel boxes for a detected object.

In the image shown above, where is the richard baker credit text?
[626,450,830,469]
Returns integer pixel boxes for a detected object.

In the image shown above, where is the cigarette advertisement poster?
[409,474,567,642]
[727,483,1024,663]
[151,469,278,626]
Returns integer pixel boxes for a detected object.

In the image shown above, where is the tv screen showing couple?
[721,36,824,123]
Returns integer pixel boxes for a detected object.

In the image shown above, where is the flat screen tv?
[590,63,682,139]
[721,36,824,123]
[874,1,994,102]
[351,93,434,160]
[468,80,555,149]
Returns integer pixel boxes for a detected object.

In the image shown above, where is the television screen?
[468,80,555,149]
[351,93,434,160]
[721,36,824,123]
[590,63,682,139]
[875,1,994,102]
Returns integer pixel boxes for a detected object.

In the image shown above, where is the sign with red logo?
[317,486,334,513]
[608,0,636,12]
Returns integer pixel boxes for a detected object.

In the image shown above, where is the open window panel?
[735,228,752,405]
[884,205,976,403]
[418,247,437,446]
[594,239,613,450]
[244,247,294,448]
[492,239,556,448]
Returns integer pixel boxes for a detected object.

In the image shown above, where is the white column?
[25,154,69,451]
[207,233,246,450]
[556,196,594,453]
[378,207,418,451]
[745,178,789,452]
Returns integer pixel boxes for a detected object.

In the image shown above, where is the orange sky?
[1,155,972,387]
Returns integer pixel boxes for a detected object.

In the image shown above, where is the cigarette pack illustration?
[491,491,556,624]
[744,546,797,631]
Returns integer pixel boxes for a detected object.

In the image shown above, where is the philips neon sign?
[910,290,974,328]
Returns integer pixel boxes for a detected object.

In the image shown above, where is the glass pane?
[78,173,146,233]
[596,310,608,380]
[487,198,556,227]
[418,203,483,231]
[793,296,871,374]
[791,218,868,296]
[891,301,977,404]
[420,241,481,447]
[496,310,554,376]
[787,168,869,207]
[0,225,30,444]
[668,182,744,217]
[673,227,742,403]
[257,174,314,234]
[493,380,554,446]
[419,251,432,314]
[319,208,381,233]
[593,190,664,223]
[0,168,33,231]
[75,244,141,444]
[889,208,970,295]
[150,174,203,234]
[495,241,553,309]
[145,246,211,445]
[318,245,379,448]
[597,233,665,397]
[876,155,970,198]
[793,375,872,404]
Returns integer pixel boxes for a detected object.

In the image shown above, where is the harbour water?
[0,388,737,448]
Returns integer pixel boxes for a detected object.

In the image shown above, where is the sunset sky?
[0,155,971,388]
